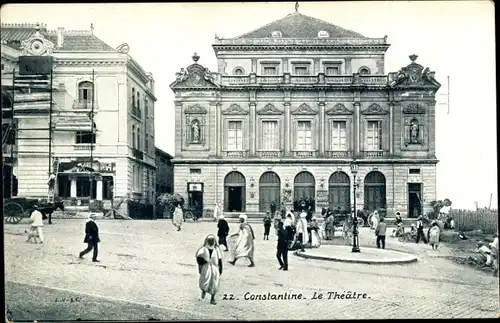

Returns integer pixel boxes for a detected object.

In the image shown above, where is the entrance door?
[364,171,387,214]
[408,183,422,218]
[328,171,350,212]
[293,171,316,211]
[259,171,281,212]
[224,171,246,212]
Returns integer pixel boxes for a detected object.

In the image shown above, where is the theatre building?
[170,11,441,217]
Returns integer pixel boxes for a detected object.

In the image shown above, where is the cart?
[3,197,37,224]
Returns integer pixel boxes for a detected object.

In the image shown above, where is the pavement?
[4,219,500,320]
[296,246,418,264]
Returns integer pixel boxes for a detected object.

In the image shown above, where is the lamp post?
[351,161,360,253]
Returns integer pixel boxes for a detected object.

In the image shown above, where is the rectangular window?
[409,169,421,175]
[76,131,96,144]
[263,66,277,75]
[325,66,340,75]
[331,121,347,150]
[76,177,97,199]
[366,120,382,150]
[57,175,71,198]
[293,66,309,75]
[261,121,279,150]
[102,176,114,199]
[227,121,243,150]
[296,121,312,150]
[145,99,149,119]
[135,166,141,192]
[190,168,202,174]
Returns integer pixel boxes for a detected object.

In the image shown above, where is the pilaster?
[216,103,221,157]
[345,58,352,75]
[389,102,394,156]
[354,101,361,156]
[284,102,291,156]
[249,102,256,155]
[251,59,257,73]
[319,102,325,155]
[96,179,103,200]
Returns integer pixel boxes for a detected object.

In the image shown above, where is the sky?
[1,1,496,210]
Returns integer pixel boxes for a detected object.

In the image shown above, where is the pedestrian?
[273,209,281,235]
[490,233,499,276]
[310,217,321,248]
[172,203,183,231]
[280,202,286,220]
[270,201,277,217]
[325,211,335,240]
[217,214,229,251]
[415,216,427,244]
[375,217,387,249]
[296,211,309,252]
[196,234,223,305]
[79,214,100,262]
[429,221,441,250]
[370,210,380,231]
[276,221,289,271]
[228,214,255,267]
[214,201,221,222]
[263,212,272,240]
[26,205,44,244]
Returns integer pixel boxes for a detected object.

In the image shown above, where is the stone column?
[96,179,103,201]
[389,102,394,156]
[284,102,291,156]
[345,58,352,74]
[250,102,256,156]
[354,102,361,156]
[251,59,257,73]
[319,102,325,156]
[70,178,77,197]
[216,103,221,157]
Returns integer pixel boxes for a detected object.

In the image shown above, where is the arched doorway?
[328,171,350,212]
[294,171,316,211]
[259,172,281,212]
[364,171,386,214]
[224,171,246,212]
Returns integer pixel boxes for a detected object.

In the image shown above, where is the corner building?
[170,12,441,217]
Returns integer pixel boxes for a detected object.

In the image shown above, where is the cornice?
[56,60,126,66]
[172,158,439,165]
[213,45,390,52]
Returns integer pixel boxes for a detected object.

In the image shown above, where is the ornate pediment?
[184,104,207,114]
[222,104,248,115]
[20,23,54,56]
[403,103,426,114]
[361,103,388,115]
[170,53,220,90]
[257,103,283,115]
[389,54,441,89]
[292,103,317,115]
[325,103,353,115]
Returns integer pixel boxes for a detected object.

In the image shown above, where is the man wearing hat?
[79,214,100,262]
[415,215,427,244]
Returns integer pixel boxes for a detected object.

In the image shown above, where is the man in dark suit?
[79,214,100,262]
[276,221,289,271]
[270,201,277,217]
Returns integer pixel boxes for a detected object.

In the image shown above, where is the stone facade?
[1,23,156,216]
[170,12,441,217]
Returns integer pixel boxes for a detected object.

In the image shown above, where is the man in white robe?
[196,234,223,305]
[228,214,255,267]
[172,204,183,231]
[296,212,309,252]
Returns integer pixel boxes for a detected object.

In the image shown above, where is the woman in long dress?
[296,212,309,251]
[310,217,321,248]
[428,221,441,250]
[228,214,255,267]
[370,210,380,231]
[195,234,223,305]
[172,204,183,231]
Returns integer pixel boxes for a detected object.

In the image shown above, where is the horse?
[39,201,65,224]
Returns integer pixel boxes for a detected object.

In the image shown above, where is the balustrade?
[327,151,351,158]
[293,151,316,158]
[363,151,387,158]
[257,151,281,158]
[225,151,248,158]
[219,74,388,86]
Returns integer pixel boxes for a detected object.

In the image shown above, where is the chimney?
[57,27,64,48]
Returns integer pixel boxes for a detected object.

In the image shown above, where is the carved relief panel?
[184,104,208,149]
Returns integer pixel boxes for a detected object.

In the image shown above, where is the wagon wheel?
[4,202,24,224]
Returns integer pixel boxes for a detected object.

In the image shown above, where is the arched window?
[233,67,244,76]
[224,171,246,212]
[293,171,316,211]
[136,92,141,118]
[137,127,141,150]
[328,171,350,212]
[364,171,387,215]
[132,125,136,149]
[259,172,281,212]
[78,81,93,103]
[358,67,371,75]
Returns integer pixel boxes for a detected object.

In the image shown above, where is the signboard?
[19,56,53,75]
[188,183,203,192]
[316,190,329,205]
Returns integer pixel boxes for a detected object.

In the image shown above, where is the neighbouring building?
[155,147,174,198]
[1,23,157,217]
[169,10,441,217]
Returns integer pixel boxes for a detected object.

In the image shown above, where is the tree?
[157,193,185,213]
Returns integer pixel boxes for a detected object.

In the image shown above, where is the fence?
[451,209,499,234]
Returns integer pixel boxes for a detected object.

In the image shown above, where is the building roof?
[0,23,116,52]
[235,12,365,39]
[155,146,173,160]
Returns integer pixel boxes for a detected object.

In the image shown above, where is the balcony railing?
[257,151,281,158]
[74,144,92,151]
[293,151,316,158]
[132,148,144,160]
[225,151,248,158]
[362,151,388,158]
[327,151,351,158]
[72,100,92,109]
[220,74,388,86]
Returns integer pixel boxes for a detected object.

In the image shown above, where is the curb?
[294,250,418,265]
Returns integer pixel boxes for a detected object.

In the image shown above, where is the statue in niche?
[409,120,420,144]
[191,120,200,142]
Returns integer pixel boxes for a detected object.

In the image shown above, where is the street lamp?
[351,161,361,253]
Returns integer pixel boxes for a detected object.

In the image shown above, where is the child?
[263,212,272,240]
[429,221,441,250]
[25,225,40,243]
